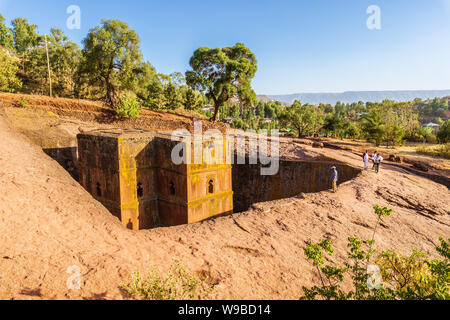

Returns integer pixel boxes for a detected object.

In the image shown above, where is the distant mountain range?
[258,90,450,105]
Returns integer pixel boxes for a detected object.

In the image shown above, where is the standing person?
[374,154,383,173]
[371,151,378,171]
[363,150,370,170]
[330,166,338,193]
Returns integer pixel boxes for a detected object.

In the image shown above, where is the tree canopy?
[281,100,321,137]
[80,19,143,106]
[0,14,14,49]
[186,43,257,121]
[11,17,39,54]
[0,50,21,92]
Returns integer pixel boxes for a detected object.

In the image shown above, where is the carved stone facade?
[77,129,233,230]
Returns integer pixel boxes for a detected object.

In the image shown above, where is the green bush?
[301,236,449,300]
[17,97,28,108]
[116,98,141,118]
[426,134,437,144]
[376,242,449,300]
[122,261,212,300]
[300,205,449,300]
[437,121,450,143]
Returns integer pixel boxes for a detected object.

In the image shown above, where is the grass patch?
[122,261,213,300]
[416,143,450,160]
[16,97,29,108]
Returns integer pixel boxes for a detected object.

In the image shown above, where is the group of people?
[330,150,384,194]
[363,150,383,173]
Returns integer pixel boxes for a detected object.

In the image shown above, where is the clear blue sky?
[1,0,450,95]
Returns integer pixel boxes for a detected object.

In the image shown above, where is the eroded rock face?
[232,159,361,212]
[389,154,402,163]
[413,162,429,172]
[312,142,324,149]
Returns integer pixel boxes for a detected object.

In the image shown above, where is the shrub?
[301,236,449,300]
[376,241,449,300]
[116,98,141,118]
[122,261,212,300]
[17,97,28,108]
[437,121,450,143]
[426,134,437,144]
[300,205,449,300]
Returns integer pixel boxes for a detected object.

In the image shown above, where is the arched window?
[137,182,143,198]
[208,180,214,194]
[169,181,175,196]
[96,182,102,197]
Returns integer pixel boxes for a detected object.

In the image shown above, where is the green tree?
[47,28,81,96]
[265,103,277,118]
[437,120,450,143]
[116,97,141,118]
[183,88,204,111]
[186,43,257,121]
[322,113,344,138]
[11,17,39,54]
[144,73,170,109]
[0,50,21,92]
[281,101,320,137]
[342,121,360,139]
[361,107,385,146]
[256,101,265,117]
[81,19,143,107]
[382,101,417,146]
[414,126,434,143]
[164,81,183,110]
[0,14,14,49]
[132,61,158,106]
[169,71,185,87]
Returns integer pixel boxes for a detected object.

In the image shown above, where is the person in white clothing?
[371,151,378,171]
[363,150,370,170]
[374,154,383,173]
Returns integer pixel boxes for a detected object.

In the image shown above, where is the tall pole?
[44,34,52,97]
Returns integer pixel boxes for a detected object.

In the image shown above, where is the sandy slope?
[0,116,449,300]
